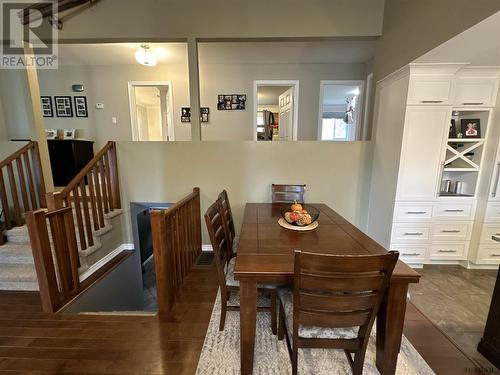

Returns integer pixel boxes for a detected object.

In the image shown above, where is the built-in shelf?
[448,138,485,143]
[439,192,474,197]
[444,167,479,172]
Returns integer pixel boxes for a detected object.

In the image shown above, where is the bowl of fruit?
[279,201,320,229]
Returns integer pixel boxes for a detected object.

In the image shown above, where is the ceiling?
[415,11,500,65]
[257,86,291,105]
[57,43,188,65]
[55,40,375,66]
[323,84,361,106]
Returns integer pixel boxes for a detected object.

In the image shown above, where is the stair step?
[0,243,34,264]
[0,263,38,291]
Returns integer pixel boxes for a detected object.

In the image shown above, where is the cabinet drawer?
[430,242,468,260]
[390,244,426,263]
[407,77,453,105]
[393,203,434,222]
[477,246,500,264]
[435,202,475,220]
[480,225,500,244]
[454,78,498,107]
[391,224,430,242]
[485,203,500,222]
[433,222,471,241]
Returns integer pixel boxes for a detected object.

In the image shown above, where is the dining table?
[234,203,421,375]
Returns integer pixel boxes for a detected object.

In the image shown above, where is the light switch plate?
[95,103,104,109]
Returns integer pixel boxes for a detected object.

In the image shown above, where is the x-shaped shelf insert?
[445,140,484,170]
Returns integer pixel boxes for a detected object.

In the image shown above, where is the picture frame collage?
[41,96,88,118]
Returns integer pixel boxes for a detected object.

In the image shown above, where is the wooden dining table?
[234,203,420,375]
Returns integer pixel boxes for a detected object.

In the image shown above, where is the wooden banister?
[0,141,46,244]
[151,188,202,316]
[46,141,121,254]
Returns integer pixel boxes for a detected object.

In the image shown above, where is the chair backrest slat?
[218,190,235,247]
[299,310,372,329]
[272,184,306,203]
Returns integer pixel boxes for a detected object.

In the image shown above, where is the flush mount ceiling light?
[135,44,157,67]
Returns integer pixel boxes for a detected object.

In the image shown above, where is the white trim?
[80,243,134,282]
[127,81,175,141]
[317,80,365,141]
[202,244,213,252]
[361,73,373,141]
[253,80,300,141]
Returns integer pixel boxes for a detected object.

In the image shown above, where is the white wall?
[200,63,366,141]
[0,97,8,141]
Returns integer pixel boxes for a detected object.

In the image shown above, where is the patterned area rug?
[196,291,435,375]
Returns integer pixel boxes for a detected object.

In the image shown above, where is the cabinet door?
[407,77,454,105]
[454,78,498,107]
[396,107,450,201]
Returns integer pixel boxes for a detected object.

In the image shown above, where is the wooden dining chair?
[278,250,399,375]
[272,184,306,203]
[204,199,277,333]
[218,190,238,256]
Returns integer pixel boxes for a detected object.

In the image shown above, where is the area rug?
[196,291,435,375]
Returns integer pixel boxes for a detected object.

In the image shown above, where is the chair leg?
[270,290,277,335]
[292,342,298,375]
[219,292,227,331]
[278,301,285,341]
[352,350,367,375]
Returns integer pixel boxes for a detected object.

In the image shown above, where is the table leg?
[376,282,409,375]
[240,280,257,375]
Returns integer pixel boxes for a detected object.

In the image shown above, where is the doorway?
[128,81,175,141]
[253,80,299,141]
[317,80,364,141]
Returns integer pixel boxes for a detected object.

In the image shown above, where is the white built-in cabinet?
[368,63,500,267]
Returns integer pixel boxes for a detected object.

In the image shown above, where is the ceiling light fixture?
[135,44,157,67]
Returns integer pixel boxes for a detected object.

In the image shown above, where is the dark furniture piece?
[218,190,237,254]
[47,139,94,186]
[278,250,399,375]
[478,265,500,369]
[272,184,306,203]
[234,203,420,375]
[204,199,277,333]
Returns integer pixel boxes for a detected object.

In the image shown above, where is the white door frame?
[128,81,175,141]
[317,80,365,141]
[253,80,299,141]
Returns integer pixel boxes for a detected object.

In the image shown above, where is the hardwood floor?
[0,263,487,375]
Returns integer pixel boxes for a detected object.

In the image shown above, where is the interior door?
[278,88,294,140]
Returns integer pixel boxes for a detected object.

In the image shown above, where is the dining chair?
[204,199,277,333]
[278,250,399,375]
[272,184,306,203]
[218,190,238,256]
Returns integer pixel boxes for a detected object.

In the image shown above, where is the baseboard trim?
[80,243,134,282]
[202,244,213,252]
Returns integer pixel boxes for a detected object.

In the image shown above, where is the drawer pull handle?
[462,102,484,105]
[490,254,500,257]
[444,209,464,212]
[438,250,457,253]
[421,100,444,103]
[406,211,427,214]
[441,230,461,233]
[402,252,421,256]
[404,232,423,236]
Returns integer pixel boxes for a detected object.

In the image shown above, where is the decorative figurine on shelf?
[449,119,457,138]
[457,132,463,138]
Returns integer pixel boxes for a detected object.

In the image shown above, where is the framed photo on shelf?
[63,129,76,139]
[181,107,191,123]
[45,129,58,139]
[461,119,481,138]
[54,96,73,117]
[74,96,88,117]
[40,96,53,117]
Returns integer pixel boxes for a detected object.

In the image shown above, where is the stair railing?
[0,141,46,245]
[46,141,121,253]
[151,187,202,316]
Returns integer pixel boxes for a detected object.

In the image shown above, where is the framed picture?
[40,96,53,117]
[461,119,481,138]
[45,129,57,139]
[200,107,210,123]
[217,94,246,110]
[181,107,191,123]
[63,129,76,139]
[54,96,73,117]
[74,96,88,117]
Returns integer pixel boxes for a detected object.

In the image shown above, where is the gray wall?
[373,0,500,81]
[116,141,373,243]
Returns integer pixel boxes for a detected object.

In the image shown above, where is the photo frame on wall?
[74,96,88,117]
[54,96,73,117]
[217,94,246,110]
[41,96,53,117]
[461,119,481,138]
[200,107,209,123]
[181,107,191,123]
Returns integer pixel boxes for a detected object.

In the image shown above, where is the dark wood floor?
[0,264,487,374]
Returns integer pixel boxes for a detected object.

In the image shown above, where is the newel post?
[46,191,64,211]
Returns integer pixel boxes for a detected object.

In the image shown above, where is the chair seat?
[278,288,358,340]
[226,257,276,290]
